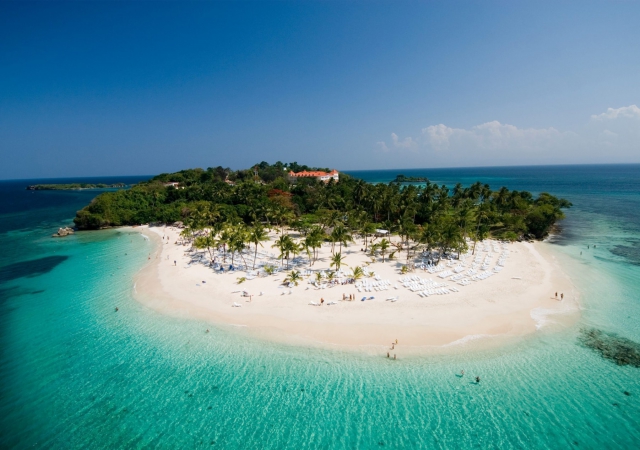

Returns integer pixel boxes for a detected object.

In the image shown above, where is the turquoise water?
[1,167,640,449]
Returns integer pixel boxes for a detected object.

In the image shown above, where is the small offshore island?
[74,162,577,351]
[392,174,429,183]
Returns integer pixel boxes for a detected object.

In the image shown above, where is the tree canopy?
[74,162,570,243]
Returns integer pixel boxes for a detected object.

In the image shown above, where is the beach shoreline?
[131,225,580,355]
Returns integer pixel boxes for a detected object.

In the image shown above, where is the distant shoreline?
[27,183,129,191]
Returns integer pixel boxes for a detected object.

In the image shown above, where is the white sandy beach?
[132,225,579,353]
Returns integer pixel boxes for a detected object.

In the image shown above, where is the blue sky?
[1,1,639,179]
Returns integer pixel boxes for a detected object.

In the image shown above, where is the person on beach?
[320,298,324,306]
[174,260,176,266]
[387,352,389,358]
[561,293,564,300]
[393,354,396,360]
[555,292,558,299]
[395,339,398,344]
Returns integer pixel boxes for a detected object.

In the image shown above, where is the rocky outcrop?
[52,227,75,238]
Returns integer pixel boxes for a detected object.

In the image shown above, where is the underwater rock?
[578,328,640,367]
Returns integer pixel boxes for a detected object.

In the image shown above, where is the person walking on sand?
[174,260,177,266]
[555,292,558,299]
[320,298,324,306]
[561,293,564,300]
[393,354,396,360]
[387,352,389,358]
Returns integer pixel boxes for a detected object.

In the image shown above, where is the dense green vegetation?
[392,175,429,183]
[27,183,128,190]
[74,162,571,258]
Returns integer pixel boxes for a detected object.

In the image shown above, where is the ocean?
[1,166,639,449]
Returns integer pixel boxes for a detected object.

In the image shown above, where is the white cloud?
[422,121,566,152]
[391,132,418,150]
[591,104,640,121]
[374,105,640,166]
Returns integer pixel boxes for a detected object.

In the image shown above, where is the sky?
[1,1,639,179]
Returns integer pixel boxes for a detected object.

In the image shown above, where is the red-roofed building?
[288,169,339,183]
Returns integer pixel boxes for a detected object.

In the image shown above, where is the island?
[392,174,429,183]
[74,161,577,349]
[27,183,128,190]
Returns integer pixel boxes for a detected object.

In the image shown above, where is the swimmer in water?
[475,376,480,383]
[115,307,119,312]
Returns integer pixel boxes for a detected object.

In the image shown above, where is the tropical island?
[27,183,129,190]
[74,161,577,350]
[75,161,570,243]
[392,174,429,183]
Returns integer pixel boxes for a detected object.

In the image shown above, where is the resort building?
[288,169,339,183]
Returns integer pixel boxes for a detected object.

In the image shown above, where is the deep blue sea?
[1,166,639,449]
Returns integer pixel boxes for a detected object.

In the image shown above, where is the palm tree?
[351,266,364,281]
[361,222,377,251]
[218,226,234,263]
[305,226,325,264]
[193,234,216,262]
[378,238,390,262]
[284,270,302,286]
[248,224,269,269]
[272,234,298,269]
[472,202,491,255]
[228,226,248,268]
[326,270,335,282]
[398,218,417,263]
[330,252,347,271]
[300,240,313,267]
[330,224,352,254]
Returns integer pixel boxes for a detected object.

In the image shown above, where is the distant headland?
[392,174,429,183]
[27,183,129,191]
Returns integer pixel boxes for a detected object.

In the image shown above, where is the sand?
[132,225,579,353]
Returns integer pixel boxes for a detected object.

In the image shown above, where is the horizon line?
[2,162,640,182]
